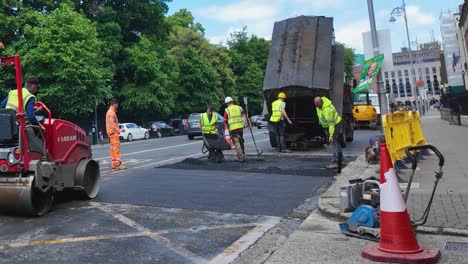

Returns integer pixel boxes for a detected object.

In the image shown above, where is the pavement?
[258,109,468,264]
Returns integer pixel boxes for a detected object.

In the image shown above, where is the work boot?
[112,164,127,170]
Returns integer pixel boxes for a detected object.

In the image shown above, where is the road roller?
[0,55,100,216]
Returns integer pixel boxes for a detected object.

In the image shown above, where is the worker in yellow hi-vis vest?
[269,92,293,152]
[223,97,251,162]
[314,96,343,171]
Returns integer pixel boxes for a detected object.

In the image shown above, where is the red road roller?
[0,55,100,216]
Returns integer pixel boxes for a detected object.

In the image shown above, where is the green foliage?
[175,47,223,113]
[21,3,111,119]
[120,36,175,118]
[227,27,270,114]
[337,42,356,83]
[0,2,358,124]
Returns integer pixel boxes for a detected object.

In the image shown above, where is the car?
[168,117,183,135]
[257,119,268,129]
[148,121,175,138]
[186,112,224,140]
[119,123,150,141]
[250,115,262,126]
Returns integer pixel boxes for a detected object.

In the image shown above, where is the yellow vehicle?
[352,92,378,129]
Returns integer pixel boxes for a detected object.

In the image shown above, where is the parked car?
[148,121,176,138]
[168,117,183,135]
[250,115,262,126]
[186,112,224,140]
[257,119,268,129]
[119,123,150,141]
[186,113,202,140]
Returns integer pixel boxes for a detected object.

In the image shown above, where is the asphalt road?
[0,127,378,264]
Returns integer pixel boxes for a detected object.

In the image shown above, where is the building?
[457,1,468,91]
[383,43,443,102]
[441,12,465,93]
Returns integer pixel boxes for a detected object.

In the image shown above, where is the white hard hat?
[225,96,234,103]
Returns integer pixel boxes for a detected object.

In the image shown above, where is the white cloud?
[290,0,346,9]
[194,0,281,23]
[335,20,370,53]
[394,5,435,26]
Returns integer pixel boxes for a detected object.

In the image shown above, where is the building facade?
[457,1,468,91]
[383,44,443,102]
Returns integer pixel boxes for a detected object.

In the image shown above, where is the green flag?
[353,54,384,94]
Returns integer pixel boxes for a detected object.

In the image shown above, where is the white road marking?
[94,132,266,160]
[207,217,281,264]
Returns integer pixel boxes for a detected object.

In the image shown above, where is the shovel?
[248,125,263,156]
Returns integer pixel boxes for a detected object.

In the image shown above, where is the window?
[426,79,432,92]
[391,71,395,78]
[398,70,402,77]
[432,67,437,74]
[385,72,389,78]
[404,70,409,76]
[399,83,405,97]
[433,76,440,95]
[425,67,430,75]
[392,82,398,98]
[405,82,412,97]
[399,78,403,84]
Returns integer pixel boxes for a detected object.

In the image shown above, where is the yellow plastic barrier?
[382,110,428,164]
[382,111,414,164]
[407,111,427,146]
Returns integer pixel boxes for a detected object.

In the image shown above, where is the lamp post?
[366,0,389,132]
[390,0,419,108]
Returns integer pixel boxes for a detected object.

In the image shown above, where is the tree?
[167,13,236,104]
[236,63,264,115]
[175,47,223,114]
[337,43,356,83]
[227,27,270,114]
[166,8,205,35]
[119,36,175,120]
[21,3,111,119]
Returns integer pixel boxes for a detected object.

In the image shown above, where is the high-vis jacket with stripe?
[270,99,285,122]
[201,112,218,135]
[316,96,342,136]
[225,105,244,131]
[5,88,36,112]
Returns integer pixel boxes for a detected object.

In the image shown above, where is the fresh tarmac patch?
[160,154,354,177]
[0,202,280,264]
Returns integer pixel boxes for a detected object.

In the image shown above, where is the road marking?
[94,131,266,160]
[208,217,281,264]
[98,138,270,175]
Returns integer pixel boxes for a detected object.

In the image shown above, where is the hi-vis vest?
[270,99,284,122]
[5,88,36,112]
[200,112,218,135]
[225,105,244,131]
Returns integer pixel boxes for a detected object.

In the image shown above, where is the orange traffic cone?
[362,143,441,263]
[224,124,234,149]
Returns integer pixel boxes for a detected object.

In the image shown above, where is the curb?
[316,154,468,237]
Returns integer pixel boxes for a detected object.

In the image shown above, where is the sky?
[167,0,464,54]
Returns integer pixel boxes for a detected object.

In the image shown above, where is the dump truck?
[263,16,354,149]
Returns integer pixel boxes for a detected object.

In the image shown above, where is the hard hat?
[225,96,234,103]
[278,92,286,99]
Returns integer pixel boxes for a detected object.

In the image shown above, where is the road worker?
[106,98,126,170]
[200,106,229,163]
[314,96,343,171]
[0,76,41,127]
[223,97,251,162]
[269,92,293,152]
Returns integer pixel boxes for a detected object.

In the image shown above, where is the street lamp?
[389,0,419,106]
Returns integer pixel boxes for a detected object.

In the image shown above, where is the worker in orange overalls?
[106,98,126,170]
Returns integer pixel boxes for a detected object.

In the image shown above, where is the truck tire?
[346,118,354,142]
[269,131,277,148]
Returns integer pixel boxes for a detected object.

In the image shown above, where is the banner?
[353,54,384,94]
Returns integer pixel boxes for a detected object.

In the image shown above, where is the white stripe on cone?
[224,127,234,149]
[380,168,406,212]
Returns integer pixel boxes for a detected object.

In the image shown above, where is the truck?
[263,16,354,149]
